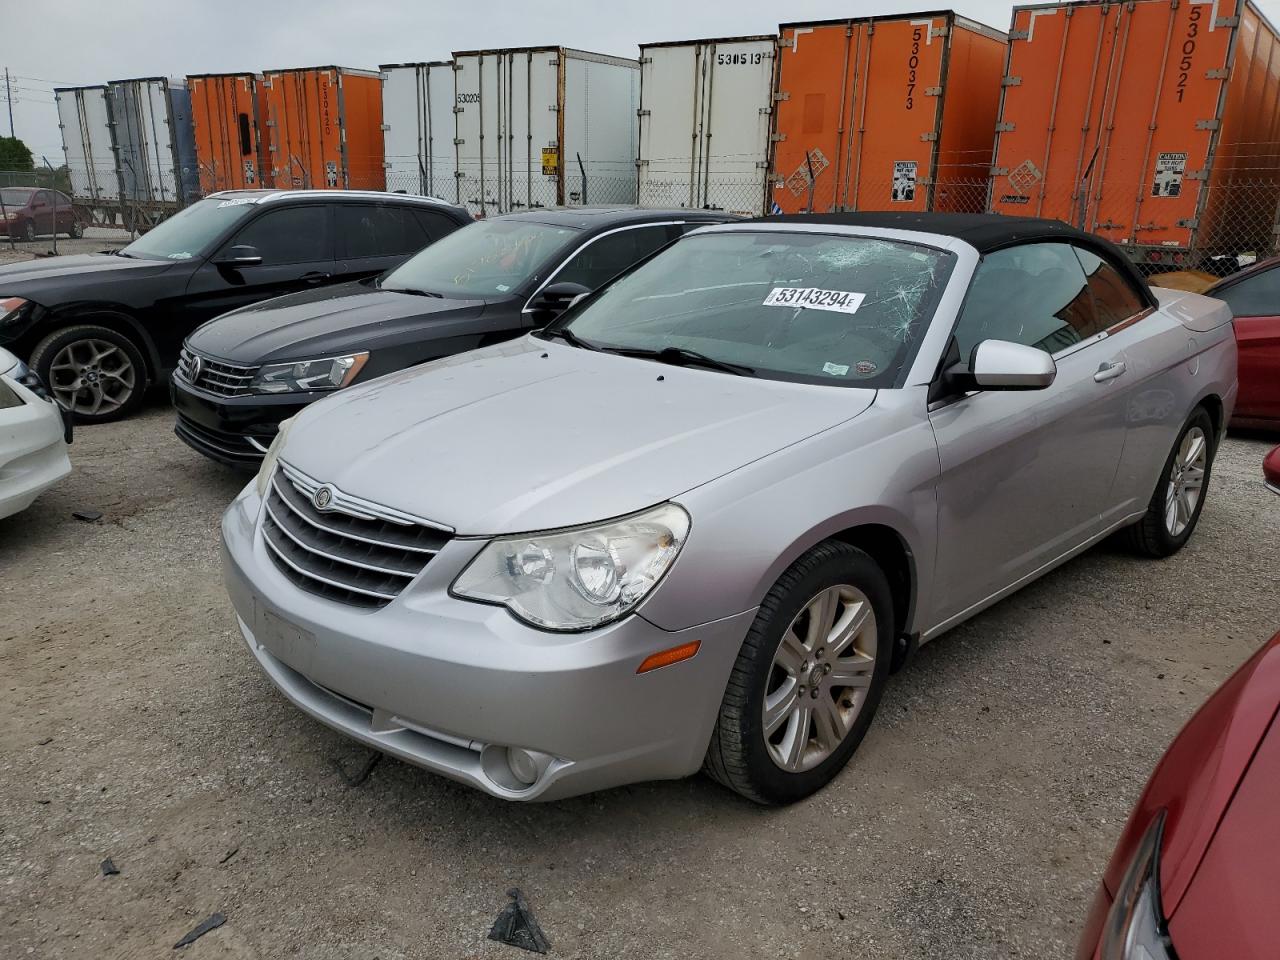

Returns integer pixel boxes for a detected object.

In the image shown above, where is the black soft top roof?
[762,212,1154,303]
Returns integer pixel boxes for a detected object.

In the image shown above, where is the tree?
[0,136,34,171]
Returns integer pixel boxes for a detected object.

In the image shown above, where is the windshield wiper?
[384,286,443,298]
[540,327,598,351]
[114,250,136,258]
[603,346,756,377]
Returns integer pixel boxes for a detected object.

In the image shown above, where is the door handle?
[1094,360,1127,383]
[300,271,330,284]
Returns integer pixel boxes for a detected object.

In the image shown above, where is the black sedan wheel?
[30,325,148,423]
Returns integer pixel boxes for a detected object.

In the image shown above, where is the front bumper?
[220,482,756,801]
[0,380,71,520]
[171,375,313,468]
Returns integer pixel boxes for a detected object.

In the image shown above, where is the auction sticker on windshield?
[764,287,865,314]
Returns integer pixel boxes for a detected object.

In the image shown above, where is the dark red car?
[1077,629,1280,959]
[1207,258,1280,429]
[0,187,83,243]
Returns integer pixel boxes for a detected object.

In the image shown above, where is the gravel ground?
[1,401,1277,959]
[0,227,131,266]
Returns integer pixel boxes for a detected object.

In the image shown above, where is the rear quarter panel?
[1107,288,1237,512]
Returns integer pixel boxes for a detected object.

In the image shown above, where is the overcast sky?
[5,0,1280,164]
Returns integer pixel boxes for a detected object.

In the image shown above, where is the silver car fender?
[639,388,939,637]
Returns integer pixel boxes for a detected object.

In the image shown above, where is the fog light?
[507,747,544,786]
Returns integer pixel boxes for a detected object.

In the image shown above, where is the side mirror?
[967,339,1057,390]
[529,281,592,318]
[213,244,263,268]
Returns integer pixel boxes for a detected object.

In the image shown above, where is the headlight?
[255,416,296,498]
[251,352,368,394]
[452,503,690,630]
[0,297,29,325]
[1100,812,1173,960]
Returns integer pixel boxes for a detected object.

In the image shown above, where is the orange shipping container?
[188,73,269,194]
[990,0,1280,266]
[771,12,1007,215]
[260,66,385,191]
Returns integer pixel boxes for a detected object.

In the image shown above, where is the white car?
[0,346,71,519]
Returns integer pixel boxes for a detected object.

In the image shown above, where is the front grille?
[261,463,452,608]
[174,413,266,464]
[177,348,259,398]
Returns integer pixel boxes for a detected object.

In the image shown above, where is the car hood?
[281,337,876,534]
[0,253,172,296]
[187,283,489,363]
[1167,709,1280,957]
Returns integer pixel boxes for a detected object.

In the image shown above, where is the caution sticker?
[1152,152,1187,198]
[892,160,917,202]
[764,287,865,314]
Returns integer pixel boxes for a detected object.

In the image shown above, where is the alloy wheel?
[48,338,136,416]
[1165,425,1208,537]
[763,584,878,772]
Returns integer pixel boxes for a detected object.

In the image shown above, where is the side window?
[1213,267,1280,318]
[1074,247,1147,327]
[227,205,330,265]
[55,192,73,207]
[336,204,429,259]
[34,191,50,207]
[552,225,674,289]
[952,242,1101,362]
[413,208,464,241]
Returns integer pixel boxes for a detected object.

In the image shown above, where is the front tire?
[704,541,894,805]
[30,324,148,423]
[1123,406,1216,557]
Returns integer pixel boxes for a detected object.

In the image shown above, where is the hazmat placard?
[892,161,918,202]
[541,147,559,176]
[1152,152,1187,198]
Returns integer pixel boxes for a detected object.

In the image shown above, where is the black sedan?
[0,190,470,422]
[172,207,735,467]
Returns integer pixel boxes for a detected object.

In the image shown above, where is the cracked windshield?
[560,231,955,386]
[381,218,577,297]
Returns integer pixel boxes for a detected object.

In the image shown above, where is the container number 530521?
[1176,6,1201,103]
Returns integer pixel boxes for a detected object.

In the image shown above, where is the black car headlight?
[0,296,31,328]
[251,352,369,394]
[1100,812,1174,960]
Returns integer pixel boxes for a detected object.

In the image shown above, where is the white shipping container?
[55,86,121,203]
[380,62,458,202]
[637,37,777,217]
[452,47,639,214]
[107,77,199,209]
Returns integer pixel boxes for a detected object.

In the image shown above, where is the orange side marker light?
[637,640,701,674]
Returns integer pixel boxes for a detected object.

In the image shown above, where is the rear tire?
[21,220,36,243]
[68,221,84,239]
[1123,406,1216,558]
[704,541,894,805]
[30,324,148,423]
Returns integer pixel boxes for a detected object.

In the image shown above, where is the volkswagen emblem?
[312,485,335,511]
[188,354,203,382]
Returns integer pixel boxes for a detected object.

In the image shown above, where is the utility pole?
[4,68,13,137]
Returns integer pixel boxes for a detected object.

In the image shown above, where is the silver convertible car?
[221,213,1236,804]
